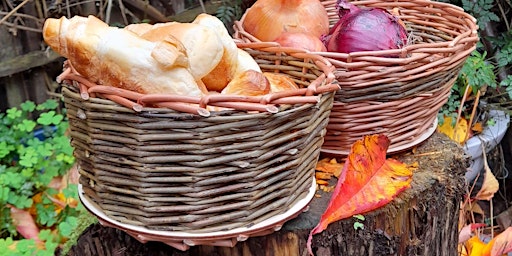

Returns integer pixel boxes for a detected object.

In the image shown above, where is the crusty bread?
[221,69,270,96]
[124,22,153,36]
[235,48,261,74]
[137,22,224,81]
[43,15,203,97]
[192,13,239,92]
[263,72,300,93]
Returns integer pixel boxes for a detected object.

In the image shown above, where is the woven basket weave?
[60,42,338,232]
[233,0,479,155]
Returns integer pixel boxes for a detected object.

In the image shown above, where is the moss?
[60,210,98,255]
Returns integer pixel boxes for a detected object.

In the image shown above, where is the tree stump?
[66,132,469,256]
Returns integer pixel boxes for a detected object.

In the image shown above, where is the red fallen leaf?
[307,134,413,255]
[9,206,41,241]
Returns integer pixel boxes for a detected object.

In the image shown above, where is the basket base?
[78,179,316,251]
[321,117,438,157]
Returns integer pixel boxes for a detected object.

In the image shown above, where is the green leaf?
[353,221,365,230]
[58,216,78,237]
[20,101,36,113]
[353,214,365,221]
[0,141,15,158]
[15,120,36,133]
[37,111,63,126]
[6,108,21,120]
[18,147,38,168]
[36,99,59,111]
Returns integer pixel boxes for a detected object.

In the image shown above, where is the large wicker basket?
[59,41,339,234]
[234,0,479,155]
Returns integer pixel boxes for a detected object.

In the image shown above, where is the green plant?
[215,0,243,28]
[0,99,83,255]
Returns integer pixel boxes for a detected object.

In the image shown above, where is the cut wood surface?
[66,132,469,256]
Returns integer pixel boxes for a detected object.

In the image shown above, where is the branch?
[0,49,62,78]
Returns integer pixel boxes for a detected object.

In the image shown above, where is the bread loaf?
[192,14,239,92]
[135,22,224,81]
[43,15,203,97]
[221,70,270,96]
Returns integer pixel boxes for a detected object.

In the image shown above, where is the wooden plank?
[0,49,62,78]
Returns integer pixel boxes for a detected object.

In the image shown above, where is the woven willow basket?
[59,42,339,233]
[233,0,479,155]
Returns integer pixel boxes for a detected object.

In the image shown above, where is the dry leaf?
[465,235,488,256]
[438,116,469,143]
[474,144,499,201]
[489,226,512,256]
[10,206,40,241]
[459,223,487,244]
[472,122,484,134]
[307,134,413,255]
[316,158,344,178]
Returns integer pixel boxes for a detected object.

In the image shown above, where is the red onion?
[323,0,408,54]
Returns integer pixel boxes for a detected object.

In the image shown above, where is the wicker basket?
[233,0,479,155]
[59,41,338,233]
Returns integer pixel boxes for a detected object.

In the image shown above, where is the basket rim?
[233,0,479,63]
[58,41,339,116]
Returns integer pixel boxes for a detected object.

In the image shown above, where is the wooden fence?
[0,0,207,112]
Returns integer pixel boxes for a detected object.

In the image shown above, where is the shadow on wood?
[66,132,469,256]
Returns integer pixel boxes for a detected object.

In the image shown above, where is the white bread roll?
[192,13,239,92]
[138,22,224,81]
[236,48,261,74]
[124,22,153,36]
[43,15,203,97]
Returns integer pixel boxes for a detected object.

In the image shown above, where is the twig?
[0,0,32,26]
[106,0,113,23]
[454,83,472,141]
[413,151,443,156]
[465,90,481,142]
[117,0,129,25]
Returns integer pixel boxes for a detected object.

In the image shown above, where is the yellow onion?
[274,32,327,52]
[242,0,329,42]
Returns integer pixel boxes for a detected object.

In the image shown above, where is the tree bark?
[67,132,469,256]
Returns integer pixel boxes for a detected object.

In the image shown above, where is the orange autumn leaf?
[307,134,413,255]
[463,227,512,256]
[466,236,488,256]
[316,158,344,178]
[472,122,484,134]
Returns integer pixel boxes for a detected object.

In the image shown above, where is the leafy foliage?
[0,99,82,255]
[215,0,243,27]
[461,0,500,28]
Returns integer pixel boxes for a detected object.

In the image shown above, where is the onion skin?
[243,0,329,42]
[274,32,327,52]
[325,3,408,54]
